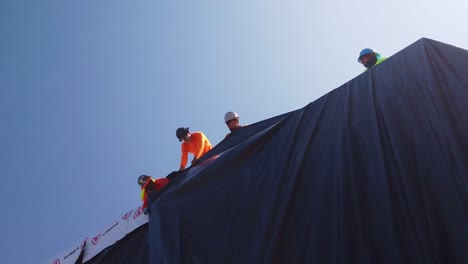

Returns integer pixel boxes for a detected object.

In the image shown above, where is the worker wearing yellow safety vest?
[137,175,170,214]
[357,48,387,69]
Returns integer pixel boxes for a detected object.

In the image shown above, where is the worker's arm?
[180,143,188,171]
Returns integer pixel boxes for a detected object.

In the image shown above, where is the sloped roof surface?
[148,38,468,264]
[73,38,468,264]
[85,224,149,264]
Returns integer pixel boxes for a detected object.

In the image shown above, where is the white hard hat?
[224,111,239,122]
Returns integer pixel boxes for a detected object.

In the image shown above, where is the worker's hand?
[191,158,198,166]
[143,208,149,215]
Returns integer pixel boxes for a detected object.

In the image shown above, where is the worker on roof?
[138,175,170,214]
[176,127,212,171]
[224,111,246,138]
[357,48,387,69]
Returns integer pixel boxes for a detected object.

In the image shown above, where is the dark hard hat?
[176,127,189,142]
[138,175,150,186]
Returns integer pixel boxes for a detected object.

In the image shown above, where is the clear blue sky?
[1,1,468,263]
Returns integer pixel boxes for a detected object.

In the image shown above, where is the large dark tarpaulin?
[147,38,468,264]
[83,224,149,264]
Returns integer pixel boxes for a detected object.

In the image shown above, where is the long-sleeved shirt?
[180,131,212,169]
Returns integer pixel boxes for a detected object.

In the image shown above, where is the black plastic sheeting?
[146,38,468,264]
[83,224,149,264]
[82,38,468,264]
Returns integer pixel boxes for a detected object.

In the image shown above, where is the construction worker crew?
[357,48,387,69]
[224,111,245,138]
[176,127,212,171]
[137,175,170,214]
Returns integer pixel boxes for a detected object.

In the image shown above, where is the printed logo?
[91,234,102,245]
[52,259,60,264]
[122,209,133,220]
[134,207,143,219]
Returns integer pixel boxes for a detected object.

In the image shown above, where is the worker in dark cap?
[175,127,212,171]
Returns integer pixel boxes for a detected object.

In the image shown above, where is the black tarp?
[83,224,149,264]
[147,38,468,264]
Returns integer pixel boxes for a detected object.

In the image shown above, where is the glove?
[143,208,149,215]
